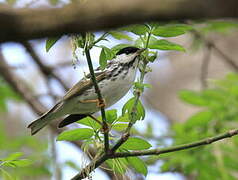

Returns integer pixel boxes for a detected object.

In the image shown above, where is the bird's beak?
[137,48,146,55]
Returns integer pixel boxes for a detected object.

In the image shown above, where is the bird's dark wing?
[62,71,107,101]
[58,114,88,128]
[85,70,105,79]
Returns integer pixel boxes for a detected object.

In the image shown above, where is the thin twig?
[191,30,238,72]
[50,61,74,69]
[84,46,109,153]
[112,129,238,157]
[88,114,103,126]
[72,127,238,179]
[92,32,108,47]
[200,44,212,89]
[21,41,69,90]
[212,43,238,71]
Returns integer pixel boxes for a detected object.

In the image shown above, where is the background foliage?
[1,0,238,178]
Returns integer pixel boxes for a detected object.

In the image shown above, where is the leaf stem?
[92,32,108,47]
[88,114,103,126]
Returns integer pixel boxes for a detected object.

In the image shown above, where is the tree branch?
[71,154,108,180]
[200,44,212,89]
[0,0,238,42]
[191,30,238,72]
[112,129,238,157]
[21,41,69,90]
[71,127,238,179]
[84,47,109,153]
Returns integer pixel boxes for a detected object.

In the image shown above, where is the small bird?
[28,47,145,135]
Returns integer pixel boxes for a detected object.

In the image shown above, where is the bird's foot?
[97,98,106,108]
[79,98,106,108]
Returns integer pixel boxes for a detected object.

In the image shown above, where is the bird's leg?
[79,98,106,108]
[97,98,106,108]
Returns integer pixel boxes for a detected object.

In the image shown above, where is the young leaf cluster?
[161,73,238,179]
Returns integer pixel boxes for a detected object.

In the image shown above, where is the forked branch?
[72,129,238,180]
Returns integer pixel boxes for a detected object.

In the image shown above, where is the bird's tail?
[28,101,63,135]
[28,114,55,135]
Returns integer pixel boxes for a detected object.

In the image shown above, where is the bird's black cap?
[116,47,140,55]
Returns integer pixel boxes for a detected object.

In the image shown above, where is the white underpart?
[61,53,139,115]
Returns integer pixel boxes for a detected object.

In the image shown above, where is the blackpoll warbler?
[28,47,145,135]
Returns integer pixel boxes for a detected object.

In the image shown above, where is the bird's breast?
[70,61,138,114]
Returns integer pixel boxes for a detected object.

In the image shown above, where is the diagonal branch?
[71,127,238,179]
[0,0,238,42]
[191,30,238,72]
[112,129,238,157]
[200,44,212,89]
[21,41,69,90]
[71,154,108,180]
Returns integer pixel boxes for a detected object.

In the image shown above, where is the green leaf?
[57,128,94,141]
[148,52,158,62]
[105,109,117,124]
[120,137,151,150]
[122,97,145,121]
[99,48,107,69]
[179,90,209,106]
[127,157,147,176]
[0,79,21,112]
[152,24,192,37]
[0,168,13,180]
[122,24,149,35]
[4,152,23,161]
[185,111,213,129]
[202,21,238,33]
[135,34,155,48]
[112,123,128,131]
[97,109,117,124]
[111,44,132,52]
[122,98,135,115]
[77,117,101,130]
[46,37,61,52]
[10,159,32,167]
[109,31,132,41]
[134,82,152,92]
[106,158,128,174]
[148,39,185,51]
[116,114,130,122]
[99,46,114,69]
